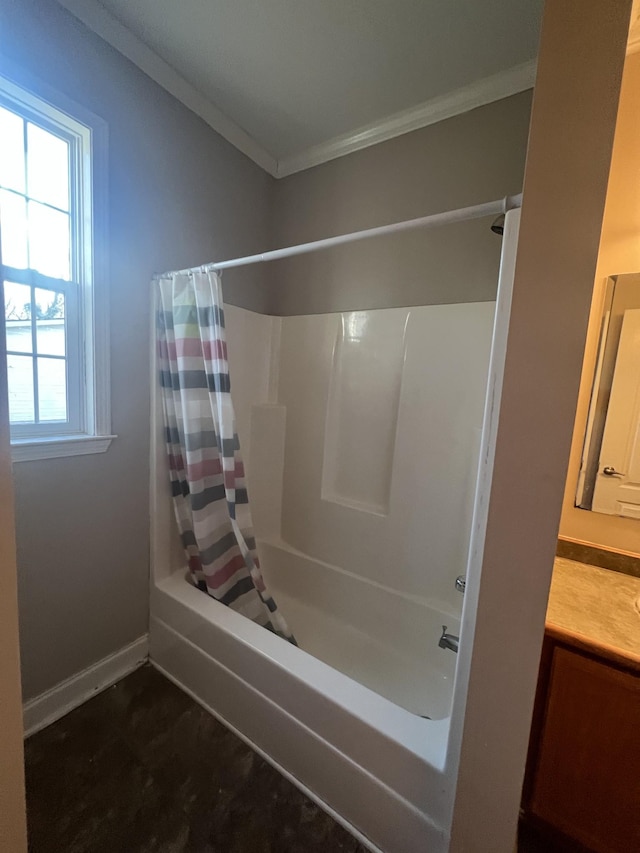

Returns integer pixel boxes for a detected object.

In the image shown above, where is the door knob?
[602,466,625,477]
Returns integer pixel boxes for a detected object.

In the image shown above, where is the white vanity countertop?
[547,557,640,666]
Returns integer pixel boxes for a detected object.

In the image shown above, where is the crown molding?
[275,60,537,177]
[56,1,536,180]
[55,0,279,176]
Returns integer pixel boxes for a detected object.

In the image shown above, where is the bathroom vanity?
[522,558,640,852]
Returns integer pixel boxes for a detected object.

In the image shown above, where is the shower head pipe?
[154,193,522,278]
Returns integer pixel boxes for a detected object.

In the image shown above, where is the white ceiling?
[63,0,544,174]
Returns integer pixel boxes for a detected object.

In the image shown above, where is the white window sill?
[11,434,117,463]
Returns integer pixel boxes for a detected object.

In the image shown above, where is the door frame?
[447,1,632,850]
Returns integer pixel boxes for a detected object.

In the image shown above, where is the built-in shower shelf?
[321,310,408,516]
[320,492,389,517]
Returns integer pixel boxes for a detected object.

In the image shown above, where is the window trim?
[0,63,114,462]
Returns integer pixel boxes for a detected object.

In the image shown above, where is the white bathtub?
[149,298,467,853]
[258,538,459,720]
[150,500,459,853]
[150,570,455,853]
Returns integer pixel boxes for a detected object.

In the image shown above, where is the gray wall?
[1,0,532,701]
[268,91,532,315]
[1,0,274,700]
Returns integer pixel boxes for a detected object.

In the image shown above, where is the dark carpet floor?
[25,663,556,853]
[24,665,369,853]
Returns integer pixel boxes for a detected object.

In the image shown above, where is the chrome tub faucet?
[438,625,459,653]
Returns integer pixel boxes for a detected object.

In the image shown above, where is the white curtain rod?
[154,193,522,279]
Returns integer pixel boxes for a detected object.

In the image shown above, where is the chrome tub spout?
[438,626,459,653]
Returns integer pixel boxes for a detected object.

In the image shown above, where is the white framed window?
[0,70,114,462]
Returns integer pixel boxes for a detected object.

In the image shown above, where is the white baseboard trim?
[23,634,149,738]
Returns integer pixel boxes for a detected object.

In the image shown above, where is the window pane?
[0,106,25,193]
[28,201,70,280]
[27,123,69,211]
[37,356,67,421]
[4,281,33,353]
[35,289,65,356]
[0,189,28,269]
[7,353,34,423]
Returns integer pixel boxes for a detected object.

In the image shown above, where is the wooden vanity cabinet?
[522,634,640,852]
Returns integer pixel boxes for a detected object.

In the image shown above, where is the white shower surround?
[269,305,494,609]
[149,216,518,853]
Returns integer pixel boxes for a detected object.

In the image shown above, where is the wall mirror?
[576,273,640,517]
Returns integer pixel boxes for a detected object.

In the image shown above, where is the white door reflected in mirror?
[576,274,640,518]
[592,308,640,518]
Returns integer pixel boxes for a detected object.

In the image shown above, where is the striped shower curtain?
[156,270,294,642]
